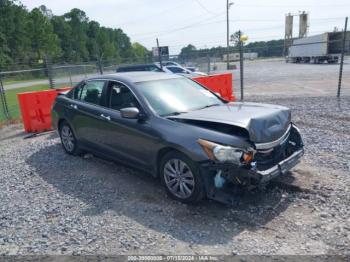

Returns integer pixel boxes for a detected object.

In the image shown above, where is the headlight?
[197,139,255,165]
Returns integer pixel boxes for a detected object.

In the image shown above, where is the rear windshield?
[117,65,162,72]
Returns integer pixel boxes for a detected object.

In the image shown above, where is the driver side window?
[108,81,139,111]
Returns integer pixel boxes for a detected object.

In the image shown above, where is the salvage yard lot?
[232,57,350,97]
[0,95,349,255]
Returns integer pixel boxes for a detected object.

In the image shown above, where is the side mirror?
[120,107,140,119]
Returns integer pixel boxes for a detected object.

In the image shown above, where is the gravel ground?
[232,58,350,97]
[0,95,349,255]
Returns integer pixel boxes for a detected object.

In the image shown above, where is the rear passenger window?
[74,80,105,105]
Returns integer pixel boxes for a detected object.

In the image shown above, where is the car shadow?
[26,141,294,246]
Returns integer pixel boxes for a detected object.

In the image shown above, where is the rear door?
[68,79,108,150]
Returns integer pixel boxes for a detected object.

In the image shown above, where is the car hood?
[168,102,291,143]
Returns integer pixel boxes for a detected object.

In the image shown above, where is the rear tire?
[59,121,81,155]
[160,151,205,203]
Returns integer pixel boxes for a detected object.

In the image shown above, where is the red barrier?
[17,87,71,133]
[192,73,234,101]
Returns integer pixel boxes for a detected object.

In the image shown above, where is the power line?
[163,29,341,50]
[194,0,219,15]
[115,1,188,27]
[132,11,226,41]
[132,15,346,43]
[235,3,350,8]
[167,39,350,57]
[150,28,337,49]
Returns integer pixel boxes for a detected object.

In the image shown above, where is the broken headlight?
[197,139,255,165]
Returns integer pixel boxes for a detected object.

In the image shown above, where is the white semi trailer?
[287,32,350,64]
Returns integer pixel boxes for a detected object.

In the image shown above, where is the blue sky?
[21,0,349,54]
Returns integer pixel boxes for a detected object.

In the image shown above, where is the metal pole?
[157,38,163,70]
[44,55,55,89]
[0,74,10,120]
[68,67,73,87]
[337,17,348,98]
[226,0,230,70]
[83,65,87,78]
[98,58,103,75]
[239,30,244,101]
[207,54,210,75]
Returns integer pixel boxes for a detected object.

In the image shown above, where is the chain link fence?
[173,33,350,100]
[0,60,99,123]
[0,35,349,125]
[0,56,156,123]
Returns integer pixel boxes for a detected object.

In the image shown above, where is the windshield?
[166,66,187,74]
[135,78,224,116]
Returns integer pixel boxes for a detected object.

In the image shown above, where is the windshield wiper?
[197,103,221,110]
[162,104,220,117]
[162,111,188,117]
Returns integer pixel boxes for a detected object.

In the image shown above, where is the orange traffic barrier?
[17,87,71,133]
[192,73,235,101]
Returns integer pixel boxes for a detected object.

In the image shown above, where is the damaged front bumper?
[200,147,304,204]
[202,148,303,183]
[255,149,303,183]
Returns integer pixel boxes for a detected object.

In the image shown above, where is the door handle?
[70,104,78,110]
[100,114,111,121]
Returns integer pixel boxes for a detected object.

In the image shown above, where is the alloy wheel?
[61,125,75,152]
[163,158,195,199]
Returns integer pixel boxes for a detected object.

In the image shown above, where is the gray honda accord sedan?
[51,72,304,204]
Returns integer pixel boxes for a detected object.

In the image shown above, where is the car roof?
[117,63,157,69]
[89,72,182,83]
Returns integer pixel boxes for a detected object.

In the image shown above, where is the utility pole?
[337,17,348,98]
[238,30,244,101]
[226,1,233,70]
[156,38,163,70]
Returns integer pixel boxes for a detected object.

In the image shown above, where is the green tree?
[86,20,100,60]
[0,0,31,67]
[179,44,197,61]
[132,42,150,62]
[27,8,61,60]
[230,31,242,47]
[63,8,89,61]
[0,1,150,68]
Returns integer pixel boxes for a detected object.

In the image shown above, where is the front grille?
[255,136,290,170]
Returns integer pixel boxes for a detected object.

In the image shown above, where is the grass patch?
[3,78,46,85]
[0,84,50,123]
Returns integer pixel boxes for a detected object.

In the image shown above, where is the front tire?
[59,121,80,155]
[160,151,205,203]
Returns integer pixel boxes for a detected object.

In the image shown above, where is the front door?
[97,80,159,170]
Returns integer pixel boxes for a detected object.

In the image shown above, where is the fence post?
[337,17,348,98]
[83,65,87,78]
[68,66,73,87]
[207,54,211,74]
[239,30,244,101]
[44,55,55,89]
[97,59,103,75]
[0,74,11,120]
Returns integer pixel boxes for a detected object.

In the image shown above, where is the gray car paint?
[168,102,291,143]
[51,72,293,175]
